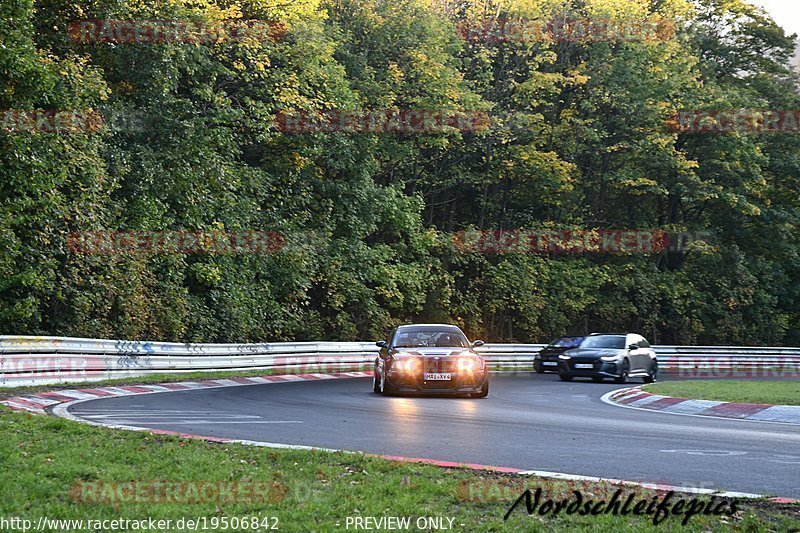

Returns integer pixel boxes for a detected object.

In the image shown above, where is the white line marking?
[208,379,244,387]
[240,377,273,384]
[81,414,261,420]
[25,396,63,406]
[43,390,100,400]
[81,419,303,425]
[131,420,302,425]
[272,375,304,381]
[2,401,43,412]
[93,387,140,396]
[661,450,749,457]
[75,411,222,415]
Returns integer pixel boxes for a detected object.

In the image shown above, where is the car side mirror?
[628,343,639,351]
[472,340,485,348]
[376,341,388,349]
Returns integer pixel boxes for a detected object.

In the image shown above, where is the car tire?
[473,381,489,398]
[559,371,573,382]
[373,373,381,393]
[643,362,658,384]
[534,364,545,374]
[614,360,630,384]
[380,373,393,396]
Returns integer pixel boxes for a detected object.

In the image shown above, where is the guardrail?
[1,336,799,387]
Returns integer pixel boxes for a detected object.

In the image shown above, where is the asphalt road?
[67,373,800,498]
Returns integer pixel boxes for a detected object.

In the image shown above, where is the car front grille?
[422,357,456,373]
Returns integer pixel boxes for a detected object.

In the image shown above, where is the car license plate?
[424,373,451,381]
[543,362,557,367]
[575,364,594,369]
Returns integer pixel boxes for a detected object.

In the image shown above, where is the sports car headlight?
[457,356,478,373]
[394,357,420,374]
[558,354,572,360]
[601,356,619,362]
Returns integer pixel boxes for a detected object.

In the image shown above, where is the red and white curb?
[604,387,800,426]
[0,372,373,415]
[3,373,798,504]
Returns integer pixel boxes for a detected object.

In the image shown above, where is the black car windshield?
[579,336,626,349]
[392,328,469,348]
[548,337,584,348]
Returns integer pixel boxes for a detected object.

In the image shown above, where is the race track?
[66,373,800,498]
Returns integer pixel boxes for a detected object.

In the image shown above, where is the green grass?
[0,408,797,532]
[646,381,800,406]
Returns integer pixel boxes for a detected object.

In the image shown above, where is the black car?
[373,324,489,397]
[557,333,658,384]
[534,336,585,373]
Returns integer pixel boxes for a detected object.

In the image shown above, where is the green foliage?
[1,0,798,344]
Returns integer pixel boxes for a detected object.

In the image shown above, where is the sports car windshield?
[549,337,584,348]
[579,336,626,349]
[392,328,469,348]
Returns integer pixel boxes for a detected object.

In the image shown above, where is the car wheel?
[534,363,545,374]
[559,371,573,382]
[592,376,604,383]
[614,360,630,384]
[380,372,393,396]
[473,380,489,398]
[643,362,658,384]
[372,373,381,393]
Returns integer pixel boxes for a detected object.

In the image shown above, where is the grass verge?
[645,381,800,406]
[1,408,798,532]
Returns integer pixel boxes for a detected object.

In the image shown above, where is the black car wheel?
[643,362,658,384]
[473,380,489,398]
[534,363,545,374]
[372,372,381,393]
[380,372,394,396]
[614,360,630,384]
[559,371,573,382]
